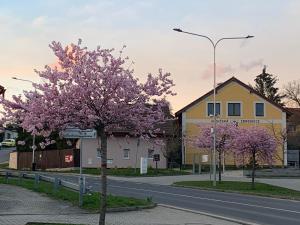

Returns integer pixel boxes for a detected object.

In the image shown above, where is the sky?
[0,0,300,112]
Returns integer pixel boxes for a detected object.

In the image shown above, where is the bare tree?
[284,80,300,107]
[160,120,181,168]
[270,122,287,167]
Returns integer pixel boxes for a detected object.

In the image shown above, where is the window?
[255,103,264,117]
[288,125,296,133]
[148,149,154,159]
[228,103,241,116]
[207,103,220,116]
[97,148,101,158]
[123,149,130,159]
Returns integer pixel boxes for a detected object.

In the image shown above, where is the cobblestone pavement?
[0,184,241,225]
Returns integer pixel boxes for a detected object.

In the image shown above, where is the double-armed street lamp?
[12,76,37,171]
[173,28,254,186]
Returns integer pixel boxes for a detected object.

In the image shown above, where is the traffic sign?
[153,154,160,162]
[62,128,97,139]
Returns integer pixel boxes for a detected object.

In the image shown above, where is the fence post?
[18,172,23,185]
[34,174,40,188]
[82,176,86,194]
[54,177,60,191]
[5,171,9,183]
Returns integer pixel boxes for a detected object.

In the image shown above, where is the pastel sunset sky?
[1,0,299,112]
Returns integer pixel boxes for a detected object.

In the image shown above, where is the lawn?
[173,181,300,200]
[61,167,190,177]
[0,176,153,211]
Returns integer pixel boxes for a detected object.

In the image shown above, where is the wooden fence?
[16,149,80,170]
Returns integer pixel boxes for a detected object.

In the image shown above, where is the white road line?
[158,204,260,225]
[110,184,300,215]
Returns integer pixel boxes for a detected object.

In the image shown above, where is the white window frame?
[123,148,130,159]
[97,148,101,158]
[254,101,266,118]
[226,101,243,117]
[206,101,222,118]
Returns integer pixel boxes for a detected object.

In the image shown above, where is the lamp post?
[173,28,254,186]
[12,76,37,171]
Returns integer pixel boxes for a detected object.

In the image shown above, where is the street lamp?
[173,28,254,187]
[12,76,37,171]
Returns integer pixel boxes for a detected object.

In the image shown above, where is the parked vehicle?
[1,139,16,147]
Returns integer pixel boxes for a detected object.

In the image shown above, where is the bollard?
[18,173,23,185]
[54,177,60,191]
[82,176,86,194]
[198,155,201,175]
[192,154,196,174]
[34,174,40,188]
[79,176,84,207]
[5,171,9,183]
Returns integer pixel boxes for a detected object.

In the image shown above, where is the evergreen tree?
[254,66,284,105]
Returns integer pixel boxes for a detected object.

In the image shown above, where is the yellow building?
[175,77,290,167]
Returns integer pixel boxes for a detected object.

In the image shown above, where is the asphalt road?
[0,147,15,163]
[46,173,300,225]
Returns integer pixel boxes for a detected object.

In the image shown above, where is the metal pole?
[172,28,254,186]
[12,77,37,171]
[79,138,83,207]
[223,151,225,173]
[32,134,36,171]
[213,46,217,187]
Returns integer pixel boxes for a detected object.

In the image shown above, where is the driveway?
[0,184,241,225]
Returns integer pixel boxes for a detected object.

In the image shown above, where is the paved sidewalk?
[0,184,242,225]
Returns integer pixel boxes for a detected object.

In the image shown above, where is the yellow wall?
[182,81,286,166]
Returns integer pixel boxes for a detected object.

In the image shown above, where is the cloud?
[32,16,48,28]
[240,59,263,71]
[201,64,235,80]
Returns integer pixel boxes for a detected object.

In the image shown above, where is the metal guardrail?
[0,170,90,193]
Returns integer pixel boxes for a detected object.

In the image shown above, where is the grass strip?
[55,167,190,177]
[173,181,300,200]
[0,176,152,212]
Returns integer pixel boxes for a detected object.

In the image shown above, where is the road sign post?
[153,154,160,173]
[62,128,97,207]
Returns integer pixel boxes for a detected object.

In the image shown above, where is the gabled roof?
[175,76,289,117]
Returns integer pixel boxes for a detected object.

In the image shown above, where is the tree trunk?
[99,128,107,225]
[218,151,222,182]
[251,151,256,190]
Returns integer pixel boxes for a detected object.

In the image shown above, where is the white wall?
[81,136,167,169]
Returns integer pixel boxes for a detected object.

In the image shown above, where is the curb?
[158,204,260,225]
[107,203,157,213]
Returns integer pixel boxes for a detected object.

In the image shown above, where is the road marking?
[158,204,260,225]
[109,184,300,215]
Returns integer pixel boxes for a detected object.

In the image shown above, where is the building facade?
[176,77,289,167]
[81,136,167,169]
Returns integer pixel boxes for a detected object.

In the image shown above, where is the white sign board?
[140,157,148,174]
[62,128,97,139]
[202,155,209,163]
